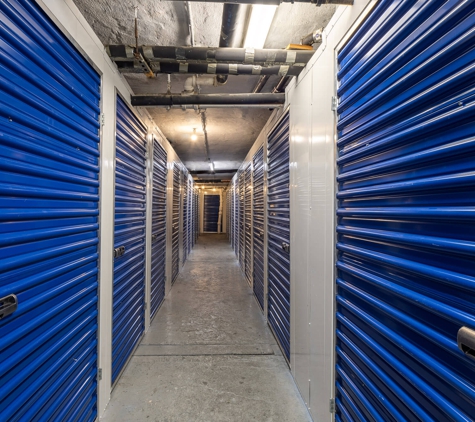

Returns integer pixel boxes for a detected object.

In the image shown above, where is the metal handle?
[281,242,290,253]
[114,246,126,258]
[458,327,475,360]
[152,234,158,243]
[0,294,18,320]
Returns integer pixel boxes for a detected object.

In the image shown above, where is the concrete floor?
[101,234,311,422]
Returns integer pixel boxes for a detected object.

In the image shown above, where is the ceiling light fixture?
[243,5,277,49]
[191,128,197,141]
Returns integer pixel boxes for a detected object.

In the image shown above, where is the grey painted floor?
[101,234,311,422]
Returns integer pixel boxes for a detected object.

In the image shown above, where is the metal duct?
[107,45,313,66]
[166,0,352,4]
[117,61,303,76]
[131,93,285,106]
[218,4,250,84]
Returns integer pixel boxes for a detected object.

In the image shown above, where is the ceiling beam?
[191,170,238,175]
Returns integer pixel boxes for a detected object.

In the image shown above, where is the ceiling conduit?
[217,4,250,84]
[131,92,285,107]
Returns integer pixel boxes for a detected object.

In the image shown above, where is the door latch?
[114,246,126,258]
[0,294,18,320]
[152,234,158,243]
[458,326,475,360]
[281,242,290,253]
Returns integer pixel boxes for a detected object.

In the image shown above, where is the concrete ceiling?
[73,0,337,178]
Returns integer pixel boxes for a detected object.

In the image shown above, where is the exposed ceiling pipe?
[132,93,285,106]
[300,28,323,46]
[116,61,304,76]
[272,76,289,93]
[162,104,283,109]
[217,4,250,84]
[200,111,213,173]
[184,2,195,46]
[183,75,220,94]
[107,46,313,66]
[166,0,353,4]
[252,75,270,93]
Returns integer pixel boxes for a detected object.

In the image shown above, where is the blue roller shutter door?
[151,139,167,319]
[239,172,245,272]
[204,195,220,232]
[0,0,100,419]
[267,112,290,361]
[336,1,475,420]
[253,146,265,310]
[234,183,238,254]
[172,164,180,283]
[245,164,252,285]
[112,97,146,384]
[183,173,188,263]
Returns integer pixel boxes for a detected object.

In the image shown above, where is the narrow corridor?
[101,234,311,422]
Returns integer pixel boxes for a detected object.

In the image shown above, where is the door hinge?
[144,302,148,310]
[97,368,103,381]
[100,113,105,126]
[329,398,335,414]
[331,96,338,111]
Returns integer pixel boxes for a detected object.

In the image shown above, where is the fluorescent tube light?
[243,5,277,49]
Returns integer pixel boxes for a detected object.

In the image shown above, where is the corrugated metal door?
[182,172,188,263]
[112,96,146,384]
[0,0,100,419]
[245,164,252,285]
[204,194,220,232]
[172,163,180,283]
[238,171,245,272]
[253,146,265,310]
[336,1,475,420]
[187,178,193,254]
[233,182,238,254]
[151,139,167,319]
[267,112,290,361]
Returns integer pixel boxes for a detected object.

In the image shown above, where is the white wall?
[285,1,375,421]
[36,0,186,416]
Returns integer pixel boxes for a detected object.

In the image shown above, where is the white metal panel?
[289,73,312,405]
[284,1,375,420]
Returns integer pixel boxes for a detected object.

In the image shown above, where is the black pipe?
[132,93,285,106]
[107,46,314,66]
[165,0,352,4]
[253,75,270,93]
[117,61,303,76]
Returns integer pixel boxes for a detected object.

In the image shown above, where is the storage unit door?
[204,195,220,232]
[336,1,475,420]
[234,183,238,254]
[172,164,180,283]
[113,96,146,384]
[253,146,265,310]
[0,1,100,420]
[182,173,188,263]
[151,139,167,319]
[239,172,245,272]
[267,112,290,361]
[188,179,193,254]
[245,164,252,285]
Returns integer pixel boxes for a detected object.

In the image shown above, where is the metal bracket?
[101,113,105,126]
[97,368,102,381]
[329,398,335,413]
[331,96,338,111]
[0,294,18,320]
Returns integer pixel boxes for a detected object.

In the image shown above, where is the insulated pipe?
[107,46,314,66]
[131,93,285,106]
[217,4,250,84]
[252,75,270,93]
[116,62,303,76]
[167,0,352,3]
[183,75,217,94]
